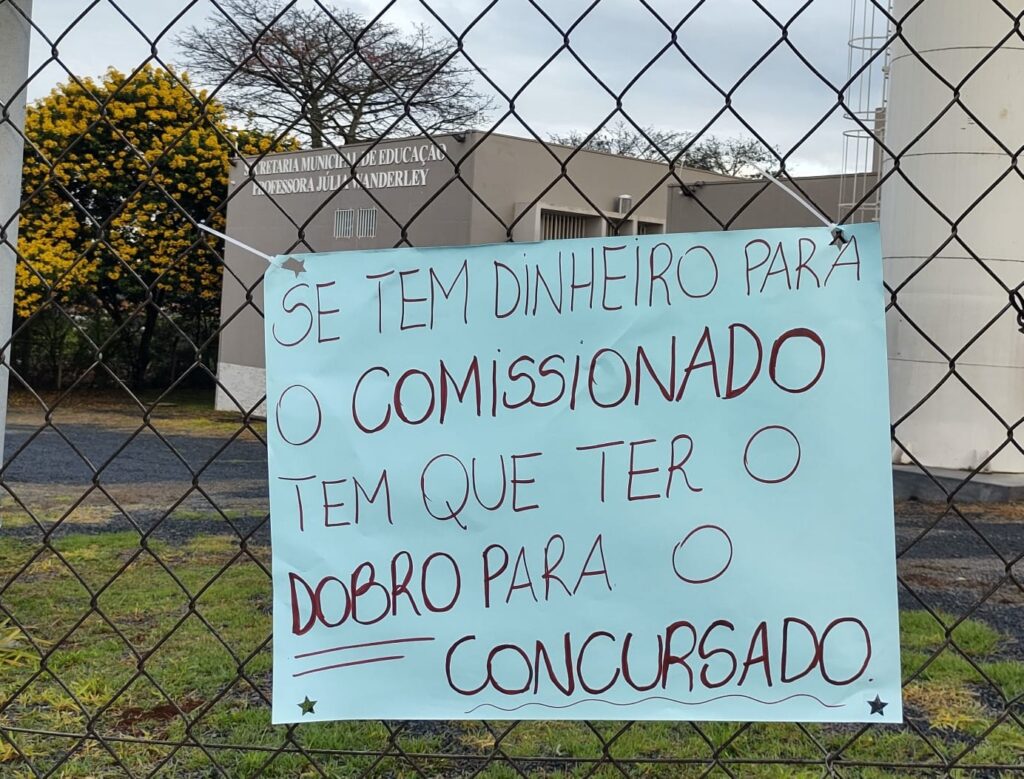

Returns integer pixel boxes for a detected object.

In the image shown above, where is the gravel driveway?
[3,420,268,490]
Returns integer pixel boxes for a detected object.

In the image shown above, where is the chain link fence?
[1,0,1023,775]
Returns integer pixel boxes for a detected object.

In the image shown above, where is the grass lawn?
[0,530,1022,777]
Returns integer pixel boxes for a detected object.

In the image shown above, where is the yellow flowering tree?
[17,65,295,389]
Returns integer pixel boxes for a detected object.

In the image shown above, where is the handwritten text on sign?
[265,224,901,723]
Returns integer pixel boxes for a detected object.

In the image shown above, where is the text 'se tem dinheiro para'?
[271,234,858,433]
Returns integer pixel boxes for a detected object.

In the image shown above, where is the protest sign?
[264,223,901,724]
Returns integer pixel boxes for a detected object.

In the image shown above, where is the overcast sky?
[23,0,886,175]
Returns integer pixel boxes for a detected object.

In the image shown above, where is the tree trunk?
[168,333,180,384]
[344,103,366,144]
[91,290,138,388]
[132,298,161,391]
[309,97,324,148]
[47,318,67,391]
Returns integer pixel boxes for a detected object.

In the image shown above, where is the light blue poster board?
[264,224,901,724]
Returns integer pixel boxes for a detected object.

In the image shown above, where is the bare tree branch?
[550,121,776,177]
[176,0,492,147]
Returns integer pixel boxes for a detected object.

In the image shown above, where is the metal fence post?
[0,0,32,466]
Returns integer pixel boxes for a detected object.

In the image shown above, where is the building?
[215,131,733,413]
[666,173,878,233]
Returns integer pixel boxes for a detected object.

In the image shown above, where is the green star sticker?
[298,696,316,715]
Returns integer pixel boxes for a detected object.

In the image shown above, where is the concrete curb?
[893,465,1024,503]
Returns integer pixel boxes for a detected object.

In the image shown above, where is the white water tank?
[881,0,1024,472]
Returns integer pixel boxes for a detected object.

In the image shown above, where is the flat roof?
[670,171,860,189]
[235,129,736,179]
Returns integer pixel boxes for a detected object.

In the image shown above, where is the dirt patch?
[113,696,204,735]
[7,390,265,440]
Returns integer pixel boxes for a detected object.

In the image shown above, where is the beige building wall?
[215,132,732,414]
[216,133,474,414]
[461,133,732,244]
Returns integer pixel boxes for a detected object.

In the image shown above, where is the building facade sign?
[252,142,448,196]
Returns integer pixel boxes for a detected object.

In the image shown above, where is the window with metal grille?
[540,209,588,240]
[333,208,354,239]
[638,221,664,235]
[356,207,377,238]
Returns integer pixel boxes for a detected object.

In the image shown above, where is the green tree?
[18,64,294,389]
